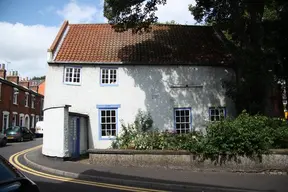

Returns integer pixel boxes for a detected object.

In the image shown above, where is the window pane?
[107,118,111,123]
[210,109,215,115]
[101,117,105,123]
[111,110,115,116]
[215,109,220,116]
[112,130,116,136]
[101,110,105,116]
[112,117,116,122]
[112,124,116,129]
[102,130,106,136]
[176,124,180,129]
[107,130,112,136]
[185,110,189,116]
[106,111,110,116]
[180,110,185,116]
[181,117,185,122]
[216,116,220,121]
[175,110,180,116]
[185,117,190,123]
[211,116,215,121]
[176,117,180,123]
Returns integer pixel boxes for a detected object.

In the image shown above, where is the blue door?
[69,117,80,158]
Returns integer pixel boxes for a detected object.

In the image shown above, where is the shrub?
[112,110,288,156]
[112,109,155,149]
[204,112,273,156]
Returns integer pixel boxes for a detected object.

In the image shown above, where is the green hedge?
[112,110,288,156]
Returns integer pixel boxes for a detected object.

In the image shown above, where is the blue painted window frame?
[63,66,82,86]
[97,104,121,140]
[100,67,119,87]
[173,107,192,134]
[209,107,226,121]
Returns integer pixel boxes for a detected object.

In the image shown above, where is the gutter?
[47,61,234,68]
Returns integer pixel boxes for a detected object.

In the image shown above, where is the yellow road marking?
[9,145,167,192]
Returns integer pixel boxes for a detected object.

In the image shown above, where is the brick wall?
[0,80,44,132]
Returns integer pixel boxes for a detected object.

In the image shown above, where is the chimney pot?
[7,70,19,84]
[0,64,6,79]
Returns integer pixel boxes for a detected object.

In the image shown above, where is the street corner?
[8,146,169,192]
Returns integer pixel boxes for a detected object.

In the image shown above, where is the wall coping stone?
[87,149,190,155]
[88,149,288,155]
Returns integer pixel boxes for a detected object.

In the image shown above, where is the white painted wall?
[42,107,65,157]
[44,64,235,153]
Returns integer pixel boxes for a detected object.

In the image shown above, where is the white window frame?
[209,107,226,122]
[12,112,18,127]
[174,108,192,134]
[35,115,39,124]
[64,66,81,85]
[25,92,29,107]
[19,113,24,127]
[2,111,10,131]
[97,106,119,139]
[100,68,118,86]
[31,95,35,108]
[31,114,35,128]
[13,88,18,105]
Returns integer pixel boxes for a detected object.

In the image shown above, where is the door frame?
[75,117,80,157]
[2,111,10,133]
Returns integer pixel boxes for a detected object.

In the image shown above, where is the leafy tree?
[104,0,288,116]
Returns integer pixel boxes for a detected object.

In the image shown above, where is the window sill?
[100,84,119,87]
[13,103,18,105]
[64,82,81,86]
[99,136,116,140]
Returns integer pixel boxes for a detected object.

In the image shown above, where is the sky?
[0,0,196,77]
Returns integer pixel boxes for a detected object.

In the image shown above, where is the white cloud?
[156,0,196,24]
[0,22,58,77]
[56,0,106,23]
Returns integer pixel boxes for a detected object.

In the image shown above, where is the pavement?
[2,139,288,192]
[1,139,123,192]
[22,145,288,192]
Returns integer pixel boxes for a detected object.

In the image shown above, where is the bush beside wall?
[112,110,288,157]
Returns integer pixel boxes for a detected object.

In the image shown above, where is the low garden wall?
[88,149,288,174]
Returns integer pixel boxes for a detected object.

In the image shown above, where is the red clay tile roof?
[52,22,233,65]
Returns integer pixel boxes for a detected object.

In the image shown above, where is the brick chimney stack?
[29,80,39,93]
[0,63,6,79]
[7,71,19,84]
[19,77,30,88]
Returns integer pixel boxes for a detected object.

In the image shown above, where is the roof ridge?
[48,20,69,52]
[68,23,212,28]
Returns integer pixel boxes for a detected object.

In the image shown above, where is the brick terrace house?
[0,64,44,133]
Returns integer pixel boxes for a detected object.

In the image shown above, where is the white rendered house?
[42,21,235,158]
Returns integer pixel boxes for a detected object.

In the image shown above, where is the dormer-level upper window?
[64,67,81,85]
[100,68,118,86]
